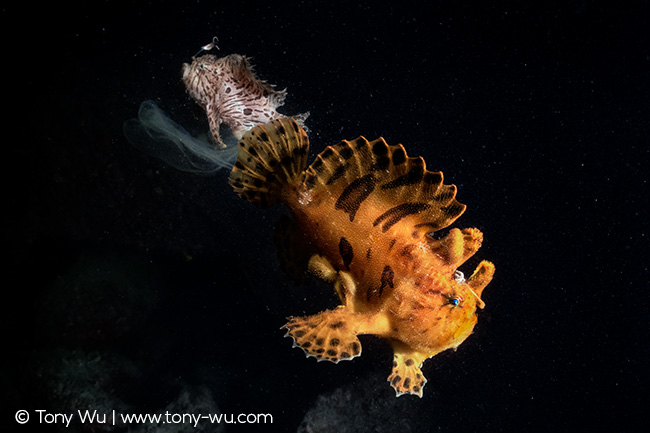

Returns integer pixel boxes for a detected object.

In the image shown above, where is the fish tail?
[229,118,309,207]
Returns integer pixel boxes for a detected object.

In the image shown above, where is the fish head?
[181,54,222,106]
[388,262,494,354]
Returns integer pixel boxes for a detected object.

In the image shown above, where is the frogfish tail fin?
[229,117,309,207]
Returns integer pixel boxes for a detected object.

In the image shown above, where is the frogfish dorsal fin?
[229,118,309,207]
[302,137,466,236]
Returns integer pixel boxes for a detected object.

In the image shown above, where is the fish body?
[182,54,308,148]
[230,118,494,397]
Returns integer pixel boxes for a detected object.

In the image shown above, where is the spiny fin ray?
[303,137,466,235]
[229,118,309,207]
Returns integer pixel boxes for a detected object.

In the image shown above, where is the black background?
[4,1,648,432]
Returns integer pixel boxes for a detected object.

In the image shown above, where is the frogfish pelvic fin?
[229,118,495,397]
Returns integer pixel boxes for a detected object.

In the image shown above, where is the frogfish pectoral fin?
[388,342,432,398]
[281,306,362,363]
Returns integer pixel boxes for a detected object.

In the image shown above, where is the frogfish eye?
[448,297,460,306]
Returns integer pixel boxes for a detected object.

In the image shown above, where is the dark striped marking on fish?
[338,143,355,160]
[423,171,443,185]
[379,265,394,297]
[370,140,391,171]
[352,137,367,150]
[373,202,432,233]
[368,265,394,301]
[372,140,388,155]
[327,164,347,185]
[339,237,354,270]
[400,244,416,261]
[293,145,308,157]
[311,156,325,172]
[392,146,407,165]
[321,147,334,160]
[335,174,376,222]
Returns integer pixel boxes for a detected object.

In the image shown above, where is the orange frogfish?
[182,54,309,148]
[229,118,495,397]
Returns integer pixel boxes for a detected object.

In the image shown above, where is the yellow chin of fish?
[448,313,478,350]
[399,306,478,355]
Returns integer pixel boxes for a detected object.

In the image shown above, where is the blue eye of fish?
[449,297,460,306]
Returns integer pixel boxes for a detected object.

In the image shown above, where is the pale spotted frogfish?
[182,54,308,149]
[229,118,495,397]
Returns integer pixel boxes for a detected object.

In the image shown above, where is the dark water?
[5,1,648,432]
